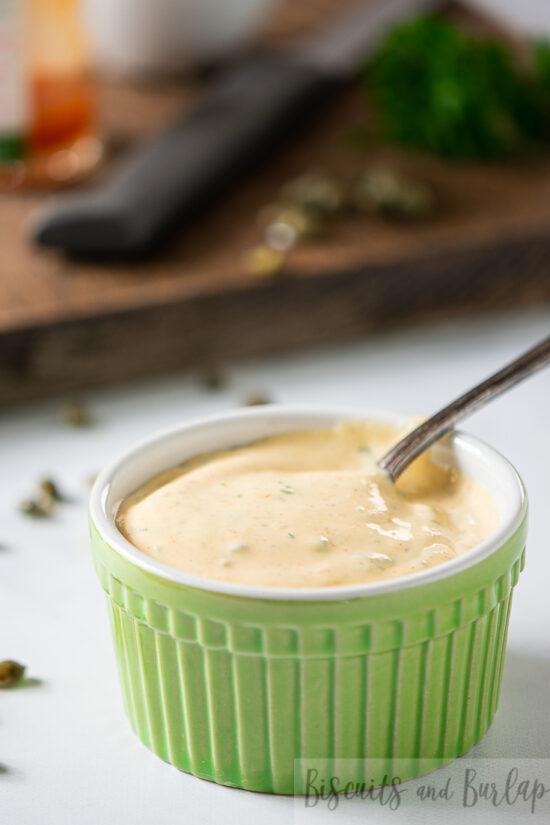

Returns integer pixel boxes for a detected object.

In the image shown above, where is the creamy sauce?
[116,420,499,587]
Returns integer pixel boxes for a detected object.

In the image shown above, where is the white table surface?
[1,307,550,824]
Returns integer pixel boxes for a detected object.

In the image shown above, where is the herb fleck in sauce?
[117,421,498,588]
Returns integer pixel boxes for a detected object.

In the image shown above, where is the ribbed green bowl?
[89,407,527,794]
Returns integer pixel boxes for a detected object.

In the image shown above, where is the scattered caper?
[242,245,285,279]
[241,390,272,407]
[352,168,434,220]
[259,203,323,239]
[198,363,227,390]
[280,172,346,214]
[60,399,91,428]
[0,660,26,688]
[244,166,433,276]
[19,475,65,518]
[19,497,53,519]
[39,478,64,502]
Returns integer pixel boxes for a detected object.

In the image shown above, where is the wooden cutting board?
[1,0,550,405]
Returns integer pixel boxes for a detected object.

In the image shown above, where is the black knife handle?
[32,53,337,260]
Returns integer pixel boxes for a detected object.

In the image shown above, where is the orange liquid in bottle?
[0,0,101,189]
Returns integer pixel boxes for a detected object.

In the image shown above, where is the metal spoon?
[378,333,550,481]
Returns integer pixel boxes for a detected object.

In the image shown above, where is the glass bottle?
[0,0,101,189]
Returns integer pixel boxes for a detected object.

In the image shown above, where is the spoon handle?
[379,333,550,481]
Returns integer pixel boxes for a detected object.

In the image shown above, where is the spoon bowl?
[379,333,550,481]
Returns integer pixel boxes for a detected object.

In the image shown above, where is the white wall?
[471,0,550,35]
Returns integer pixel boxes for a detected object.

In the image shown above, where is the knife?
[32,0,441,260]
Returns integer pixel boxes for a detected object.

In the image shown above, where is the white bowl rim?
[89,405,527,602]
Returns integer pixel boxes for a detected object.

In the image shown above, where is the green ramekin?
[89,406,527,794]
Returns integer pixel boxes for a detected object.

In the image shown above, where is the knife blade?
[32,0,442,260]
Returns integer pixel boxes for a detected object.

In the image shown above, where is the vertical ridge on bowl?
[94,538,525,793]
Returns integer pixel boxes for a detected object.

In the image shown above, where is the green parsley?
[363,16,550,160]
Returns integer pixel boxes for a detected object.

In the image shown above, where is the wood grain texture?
[1,0,550,404]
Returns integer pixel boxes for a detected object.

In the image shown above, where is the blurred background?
[1,0,550,405]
